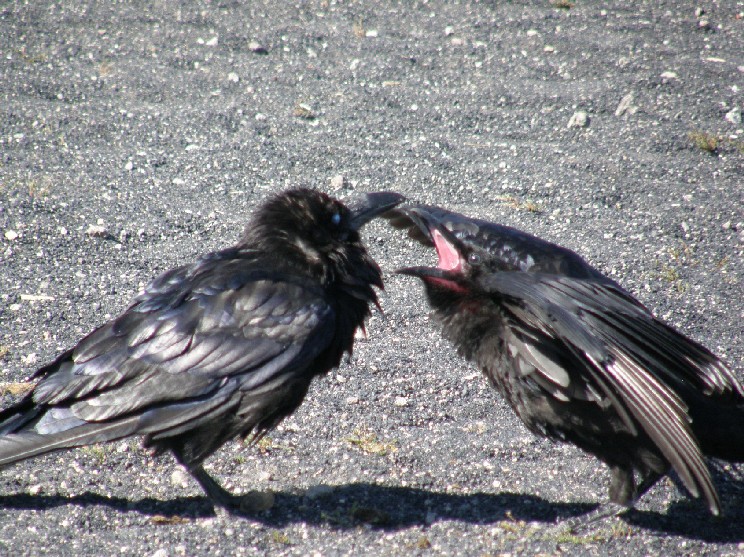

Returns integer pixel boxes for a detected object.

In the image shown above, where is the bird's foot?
[547,502,627,536]
[232,490,276,514]
[211,490,275,518]
[187,465,274,517]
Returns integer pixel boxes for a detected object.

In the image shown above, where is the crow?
[0,188,403,513]
[386,203,743,526]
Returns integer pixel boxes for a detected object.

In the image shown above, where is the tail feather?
[0,380,244,468]
[0,416,140,468]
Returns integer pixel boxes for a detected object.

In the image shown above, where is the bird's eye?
[468,252,481,265]
[331,212,341,226]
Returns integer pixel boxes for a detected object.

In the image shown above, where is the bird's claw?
[545,502,627,537]
[237,490,275,513]
[213,489,275,518]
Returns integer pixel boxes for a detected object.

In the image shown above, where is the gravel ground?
[1,1,743,555]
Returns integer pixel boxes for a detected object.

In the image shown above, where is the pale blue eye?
[331,212,341,225]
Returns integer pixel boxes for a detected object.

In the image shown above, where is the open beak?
[391,206,468,283]
[346,192,406,231]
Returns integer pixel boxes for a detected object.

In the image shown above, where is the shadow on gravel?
[621,506,744,544]
[0,484,581,526]
[616,465,744,543]
[1,483,743,541]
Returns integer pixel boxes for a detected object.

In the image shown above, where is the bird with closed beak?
[0,188,403,514]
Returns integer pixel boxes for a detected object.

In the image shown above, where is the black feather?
[0,188,403,512]
[389,202,743,521]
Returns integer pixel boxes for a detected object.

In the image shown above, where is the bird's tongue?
[432,229,461,271]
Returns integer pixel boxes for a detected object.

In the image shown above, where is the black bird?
[387,203,743,524]
[0,188,403,513]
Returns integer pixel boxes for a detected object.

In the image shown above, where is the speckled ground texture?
[1,1,743,555]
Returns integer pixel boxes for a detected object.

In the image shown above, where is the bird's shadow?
[1,483,743,542]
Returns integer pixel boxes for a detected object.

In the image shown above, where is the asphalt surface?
[1,1,743,555]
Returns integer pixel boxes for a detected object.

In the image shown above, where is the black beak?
[396,265,467,294]
[386,204,468,252]
[382,205,436,246]
[346,192,406,231]
[397,266,449,279]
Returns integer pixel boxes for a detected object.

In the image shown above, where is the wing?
[486,273,742,400]
[27,253,336,434]
[479,271,729,509]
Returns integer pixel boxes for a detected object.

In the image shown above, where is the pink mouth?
[432,229,462,271]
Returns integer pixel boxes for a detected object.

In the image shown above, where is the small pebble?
[293,103,316,119]
[249,40,268,54]
[724,107,741,125]
[330,175,346,191]
[4,230,18,241]
[171,468,189,488]
[86,224,109,238]
[615,92,636,117]
[567,111,589,128]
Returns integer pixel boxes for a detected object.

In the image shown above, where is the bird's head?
[386,204,518,299]
[242,188,404,287]
[386,203,607,292]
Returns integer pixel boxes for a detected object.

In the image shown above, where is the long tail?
[0,396,139,468]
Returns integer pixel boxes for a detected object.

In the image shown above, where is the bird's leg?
[551,465,638,534]
[168,443,275,515]
[552,468,664,534]
[554,501,629,534]
[188,465,275,515]
[631,470,663,502]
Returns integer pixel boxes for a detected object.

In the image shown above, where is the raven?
[387,203,743,525]
[0,188,403,513]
